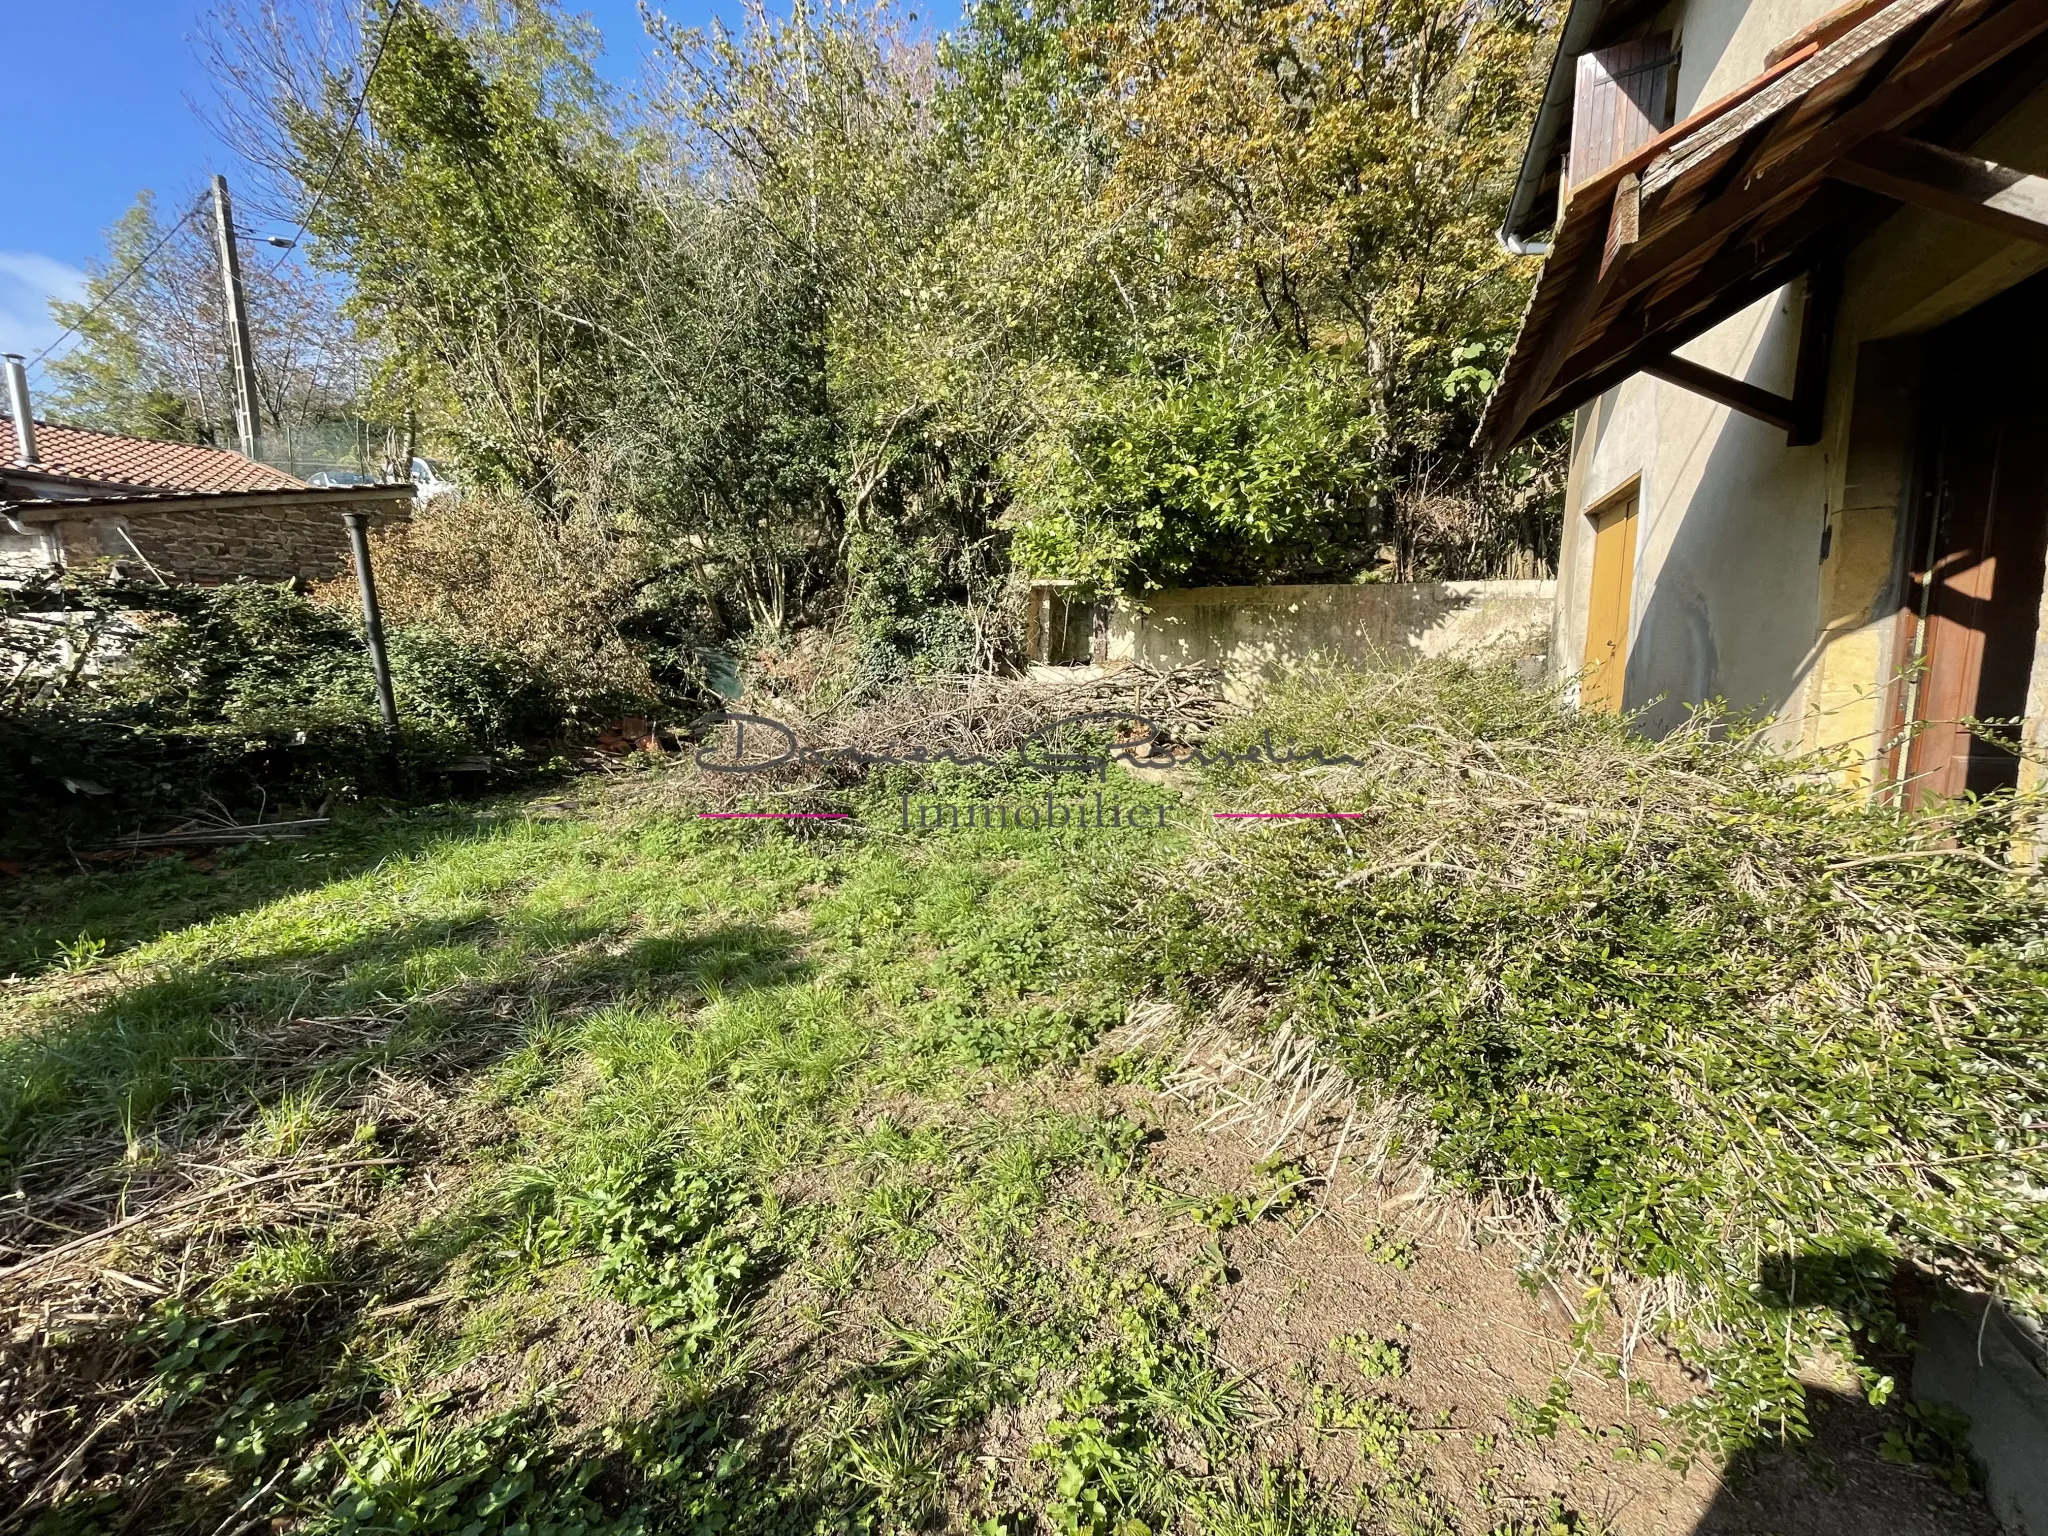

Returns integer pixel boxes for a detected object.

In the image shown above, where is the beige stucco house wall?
[1549,0,2048,792]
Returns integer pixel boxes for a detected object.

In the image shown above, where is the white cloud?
[0,252,91,367]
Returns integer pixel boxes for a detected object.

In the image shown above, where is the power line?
[265,0,409,278]
[26,195,210,376]
[30,0,405,382]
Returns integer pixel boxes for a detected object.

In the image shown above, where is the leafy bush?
[346,492,659,711]
[1118,661,2048,1453]
[302,1397,632,1536]
[1006,339,1386,591]
[565,1157,762,1358]
[1,574,587,854]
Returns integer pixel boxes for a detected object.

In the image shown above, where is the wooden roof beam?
[1640,260,1840,440]
[1521,192,1885,431]
[1833,132,2048,245]
[1620,0,2048,321]
[1484,0,2048,456]
[1527,248,1821,426]
[1524,187,1861,420]
[1644,355,1801,429]
[1485,180,1643,456]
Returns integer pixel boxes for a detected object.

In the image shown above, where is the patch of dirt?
[1107,1057,2003,1536]
[426,1279,669,1434]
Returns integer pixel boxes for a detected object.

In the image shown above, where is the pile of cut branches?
[669,663,1236,813]
[1117,660,2048,1452]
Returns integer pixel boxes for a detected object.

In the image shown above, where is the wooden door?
[1581,489,1639,714]
[1897,277,2048,804]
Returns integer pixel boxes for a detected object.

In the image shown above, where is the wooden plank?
[1602,174,1642,276]
[1643,0,1950,198]
[1479,182,1636,459]
[1521,187,1888,429]
[1833,132,2048,245]
[1570,39,1676,192]
[1558,42,1823,227]
[1496,226,1628,451]
[1644,354,1802,430]
[1789,258,1843,445]
[1566,188,1855,398]
[1476,47,1825,457]
[1617,0,2048,317]
[1922,29,2048,143]
[1766,0,1898,66]
[1728,0,2048,195]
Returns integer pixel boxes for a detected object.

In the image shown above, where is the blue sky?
[1,1,730,374]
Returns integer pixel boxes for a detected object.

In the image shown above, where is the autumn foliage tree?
[175,0,1559,683]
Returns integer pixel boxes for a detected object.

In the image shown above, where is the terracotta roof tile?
[2,419,306,494]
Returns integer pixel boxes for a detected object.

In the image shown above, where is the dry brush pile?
[659,662,1239,815]
[1113,661,2048,1453]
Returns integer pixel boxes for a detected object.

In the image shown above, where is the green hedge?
[2,576,596,854]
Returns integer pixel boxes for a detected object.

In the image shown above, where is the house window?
[1568,38,1679,191]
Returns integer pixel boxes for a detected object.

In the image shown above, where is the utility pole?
[211,174,262,462]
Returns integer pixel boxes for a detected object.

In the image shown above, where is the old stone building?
[2,406,410,585]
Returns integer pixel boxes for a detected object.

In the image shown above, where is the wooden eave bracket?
[1832,132,2048,247]
[1478,0,2048,462]
[1643,260,1839,444]
[1644,355,1801,432]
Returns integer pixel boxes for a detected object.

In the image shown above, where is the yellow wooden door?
[1580,492,1638,713]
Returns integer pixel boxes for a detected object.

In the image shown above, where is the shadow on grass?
[20,1360,879,1536]
[1,906,806,1180]
[0,804,529,981]
[1,910,817,1536]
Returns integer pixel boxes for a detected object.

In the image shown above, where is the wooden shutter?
[1568,38,1678,191]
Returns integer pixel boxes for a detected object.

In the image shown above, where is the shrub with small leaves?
[1118,660,2048,1454]
[1333,1330,1407,1380]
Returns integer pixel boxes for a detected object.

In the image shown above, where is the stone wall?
[1106,580,1555,702]
[47,500,405,585]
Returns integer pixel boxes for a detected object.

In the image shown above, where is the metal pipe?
[342,511,400,736]
[1497,231,1554,258]
[6,353,39,464]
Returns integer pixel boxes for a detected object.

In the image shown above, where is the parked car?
[410,458,462,503]
[306,470,377,487]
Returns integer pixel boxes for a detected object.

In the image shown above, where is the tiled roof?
[1,419,306,493]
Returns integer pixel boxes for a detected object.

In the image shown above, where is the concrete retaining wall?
[1916,1293,2048,1533]
[1106,581,1556,701]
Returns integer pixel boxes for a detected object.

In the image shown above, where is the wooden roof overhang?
[2,484,415,525]
[1477,0,2048,461]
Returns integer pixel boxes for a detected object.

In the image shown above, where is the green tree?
[243,0,641,496]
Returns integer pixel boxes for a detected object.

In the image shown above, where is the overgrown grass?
[3,662,2032,1533]
[10,762,1406,1534]
[1119,661,2048,1453]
